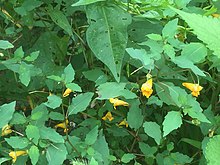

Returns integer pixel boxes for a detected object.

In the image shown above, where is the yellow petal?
[55,120,69,133]
[102,112,114,121]
[109,98,129,109]
[182,83,203,97]
[9,150,27,163]
[118,119,128,127]
[141,79,153,98]
[1,124,12,136]
[63,88,72,97]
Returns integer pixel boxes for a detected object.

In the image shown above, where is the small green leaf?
[39,126,64,143]
[0,40,14,50]
[10,112,26,125]
[68,92,94,115]
[44,95,62,109]
[127,99,144,130]
[5,136,29,149]
[25,51,39,62]
[47,75,63,82]
[29,145,39,165]
[0,102,16,129]
[26,125,40,145]
[0,158,10,164]
[162,18,178,38]
[163,111,182,137]
[46,143,67,165]
[72,0,105,6]
[143,121,161,145]
[89,157,98,165]
[164,152,193,164]
[14,46,24,59]
[66,83,82,92]
[147,33,162,41]
[49,112,64,120]
[121,153,136,163]
[85,126,99,145]
[139,142,157,157]
[63,64,75,84]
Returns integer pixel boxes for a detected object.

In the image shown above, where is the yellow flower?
[9,150,27,163]
[55,119,69,133]
[102,112,114,121]
[182,82,203,97]
[63,88,72,97]
[109,98,129,109]
[141,78,153,98]
[212,13,220,18]
[1,124,12,136]
[118,119,128,128]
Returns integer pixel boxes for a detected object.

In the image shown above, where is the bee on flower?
[102,112,114,121]
[182,82,203,97]
[141,78,153,98]
[109,98,129,109]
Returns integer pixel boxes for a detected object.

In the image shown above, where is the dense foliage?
[0,0,220,164]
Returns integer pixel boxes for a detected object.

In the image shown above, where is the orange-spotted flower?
[182,82,203,97]
[1,124,12,136]
[141,78,153,98]
[63,88,72,97]
[102,112,114,121]
[55,119,69,133]
[109,98,129,109]
[118,119,128,128]
[9,150,27,163]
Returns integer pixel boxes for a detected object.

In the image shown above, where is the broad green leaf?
[126,48,154,70]
[147,96,163,107]
[66,83,82,92]
[85,126,99,145]
[139,142,157,157]
[171,7,220,58]
[47,75,62,82]
[164,152,193,164]
[143,121,161,145]
[44,95,62,109]
[162,18,178,39]
[49,10,74,40]
[29,146,39,165]
[121,153,136,163]
[0,40,14,50]
[0,158,10,164]
[10,112,26,125]
[63,64,75,84]
[26,125,40,145]
[163,44,175,60]
[89,157,98,165]
[86,3,132,82]
[5,136,29,149]
[24,51,39,62]
[127,99,144,130]
[181,43,207,63]
[147,33,162,41]
[72,0,105,6]
[0,102,16,129]
[39,126,64,143]
[173,56,205,76]
[46,143,67,165]
[49,112,64,120]
[205,135,220,165]
[68,92,94,115]
[163,111,182,137]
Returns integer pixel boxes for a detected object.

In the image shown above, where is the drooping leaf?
[72,0,105,6]
[143,121,162,145]
[171,7,220,58]
[44,95,62,109]
[163,111,182,137]
[162,18,178,39]
[127,99,144,130]
[86,3,132,82]
[63,64,75,84]
[121,153,136,163]
[0,40,14,50]
[46,143,67,165]
[39,126,64,143]
[26,125,40,145]
[0,102,16,129]
[66,83,82,92]
[29,146,40,165]
[85,126,99,145]
[68,92,94,115]
[5,136,29,149]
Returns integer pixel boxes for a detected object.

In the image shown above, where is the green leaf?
[86,3,132,82]
[180,138,201,149]
[0,40,14,50]
[29,145,39,165]
[171,7,220,58]
[0,102,16,129]
[49,10,74,40]
[63,64,75,84]
[126,48,154,70]
[162,18,178,39]
[24,51,40,62]
[127,99,144,130]
[163,44,175,60]
[10,112,26,125]
[68,92,94,115]
[5,136,29,149]
[0,158,10,164]
[205,135,220,165]
[72,0,105,6]
[139,142,157,157]
[26,125,40,145]
[39,126,64,143]
[66,83,82,92]
[85,126,99,145]
[47,75,62,82]
[49,112,64,120]
[46,143,67,165]
[44,95,62,109]
[121,153,136,163]
[14,47,24,59]
[143,121,162,145]
[89,157,98,165]
[147,33,162,41]
[164,152,193,164]
[181,43,207,63]
[163,111,182,137]
[147,96,163,107]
